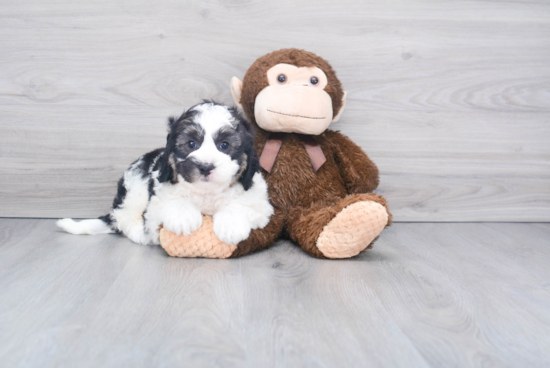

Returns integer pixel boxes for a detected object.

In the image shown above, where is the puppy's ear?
[230,107,253,134]
[158,117,178,183]
[239,139,260,191]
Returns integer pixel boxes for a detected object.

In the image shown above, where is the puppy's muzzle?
[198,163,215,177]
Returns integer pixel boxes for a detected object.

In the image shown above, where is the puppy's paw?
[162,206,202,236]
[213,212,251,245]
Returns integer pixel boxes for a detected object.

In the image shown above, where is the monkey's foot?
[159,216,236,258]
[316,201,389,259]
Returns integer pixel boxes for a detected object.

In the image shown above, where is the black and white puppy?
[57,101,274,246]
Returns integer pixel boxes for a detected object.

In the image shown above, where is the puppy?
[57,101,274,246]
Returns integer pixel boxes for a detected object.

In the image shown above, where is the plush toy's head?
[231,49,347,135]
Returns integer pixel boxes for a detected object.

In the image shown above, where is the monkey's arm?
[325,130,380,194]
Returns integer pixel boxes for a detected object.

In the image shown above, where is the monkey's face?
[253,63,335,135]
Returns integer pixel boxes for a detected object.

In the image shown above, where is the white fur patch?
[191,103,235,133]
[146,172,273,245]
[56,218,114,235]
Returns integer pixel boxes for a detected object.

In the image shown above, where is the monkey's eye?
[277,74,287,84]
[310,76,319,85]
[219,142,229,150]
[187,141,197,149]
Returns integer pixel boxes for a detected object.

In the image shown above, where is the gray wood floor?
[0,219,549,367]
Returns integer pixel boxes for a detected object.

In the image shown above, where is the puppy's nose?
[198,163,214,176]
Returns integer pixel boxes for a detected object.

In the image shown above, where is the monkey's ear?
[230,77,244,110]
[332,91,347,123]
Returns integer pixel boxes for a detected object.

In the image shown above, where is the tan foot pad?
[317,201,388,259]
[159,216,236,258]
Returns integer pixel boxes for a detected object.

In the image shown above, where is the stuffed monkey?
[160,49,391,259]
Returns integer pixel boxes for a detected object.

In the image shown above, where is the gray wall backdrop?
[1,0,549,221]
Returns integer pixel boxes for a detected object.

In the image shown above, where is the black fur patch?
[174,157,201,183]
[147,178,155,199]
[98,214,112,226]
[112,177,127,209]
[156,151,174,184]
[174,122,205,158]
[143,179,155,232]
[213,125,242,160]
[136,148,163,179]
[234,116,259,190]
[98,214,121,234]
[158,109,202,183]
[239,147,259,191]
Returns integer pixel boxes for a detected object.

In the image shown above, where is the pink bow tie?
[259,133,327,173]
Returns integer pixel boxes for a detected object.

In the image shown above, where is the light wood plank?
[1,106,548,220]
[0,2,548,111]
[0,219,137,367]
[0,0,549,221]
[237,242,430,368]
[1,219,550,367]
[367,223,550,367]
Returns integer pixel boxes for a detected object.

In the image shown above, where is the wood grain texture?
[1,219,550,367]
[0,0,549,220]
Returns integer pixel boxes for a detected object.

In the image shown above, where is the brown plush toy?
[160,49,391,259]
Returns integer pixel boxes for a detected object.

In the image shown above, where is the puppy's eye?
[187,141,197,149]
[277,74,287,84]
[310,76,319,85]
[219,142,229,150]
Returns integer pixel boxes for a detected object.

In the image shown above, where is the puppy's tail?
[56,216,114,235]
